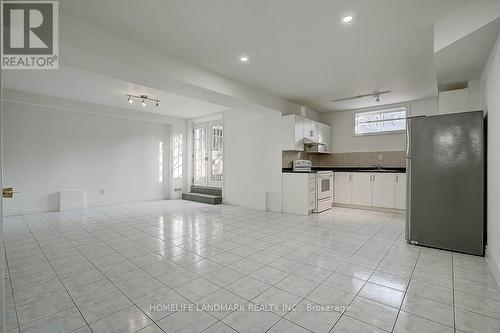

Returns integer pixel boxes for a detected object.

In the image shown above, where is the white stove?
[314,171,333,213]
[291,160,333,213]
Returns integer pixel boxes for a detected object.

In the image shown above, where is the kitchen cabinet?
[351,173,372,206]
[318,123,332,152]
[282,115,304,151]
[303,118,319,142]
[283,173,316,215]
[334,172,352,204]
[394,174,406,209]
[334,172,406,210]
[282,115,332,152]
[372,174,396,208]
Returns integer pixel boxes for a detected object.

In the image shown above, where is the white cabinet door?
[281,115,304,151]
[324,125,332,152]
[334,172,352,204]
[372,173,396,208]
[304,119,320,142]
[312,121,320,142]
[304,118,314,141]
[395,174,407,209]
[318,123,332,152]
[351,173,372,206]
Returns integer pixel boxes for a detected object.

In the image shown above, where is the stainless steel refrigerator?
[405,110,485,256]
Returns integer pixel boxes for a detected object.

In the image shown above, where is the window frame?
[352,106,408,136]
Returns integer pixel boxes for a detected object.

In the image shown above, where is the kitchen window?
[354,107,407,135]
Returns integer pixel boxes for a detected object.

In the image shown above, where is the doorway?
[193,120,223,188]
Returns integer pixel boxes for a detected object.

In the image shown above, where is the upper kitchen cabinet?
[282,115,332,152]
[304,118,319,142]
[282,115,304,151]
[318,122,332,152]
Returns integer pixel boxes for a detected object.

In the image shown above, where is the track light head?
[128,96,133,104]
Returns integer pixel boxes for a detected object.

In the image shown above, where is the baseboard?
[222,198,250,208]
[486,246,500,288]
[333,203,405,214]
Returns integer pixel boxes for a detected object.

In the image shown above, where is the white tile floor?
[4,200,500,333]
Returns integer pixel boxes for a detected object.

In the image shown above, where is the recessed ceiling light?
[239,55,249,62]
[342,15,353,23]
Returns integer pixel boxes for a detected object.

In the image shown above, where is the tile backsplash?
[282,151,406,168]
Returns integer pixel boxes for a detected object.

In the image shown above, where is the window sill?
[352,130,406,137]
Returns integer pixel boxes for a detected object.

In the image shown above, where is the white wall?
[318,98,438,153]
[283,106,321,122]
[224,108,282,212]
[438,80,484,115]
[439,88,470,114]
[3,101,171,215]
[482,32,500,285]
[468,79,484,111]
[434,0,500,52]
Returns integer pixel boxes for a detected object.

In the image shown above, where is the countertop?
[282,166,406,173]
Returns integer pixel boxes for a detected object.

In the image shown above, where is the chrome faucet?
[372,164,382,170]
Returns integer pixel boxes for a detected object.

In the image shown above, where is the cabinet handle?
[373,174,375,182]
[396,175,399,183]
[349,174,352,181]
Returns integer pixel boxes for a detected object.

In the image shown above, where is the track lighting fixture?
[331,90,391,104]
[126,94,160,108]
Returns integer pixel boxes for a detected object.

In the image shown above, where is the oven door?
[317,173,333,200]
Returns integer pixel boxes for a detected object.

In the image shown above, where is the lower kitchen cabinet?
[334,172,352,204]
[372,173,396,208]
[334,172,406,210]
[283,173,316,215]
[351,173,372,206]
[395,174,406,209]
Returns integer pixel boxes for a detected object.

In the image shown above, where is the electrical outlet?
[174,188,182,192]
[378,154,383,161]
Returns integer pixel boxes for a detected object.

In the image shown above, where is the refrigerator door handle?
[405,158,412,241]
[406,120,411,159]
[405,117,412,242]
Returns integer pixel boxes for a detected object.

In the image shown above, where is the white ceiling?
[61,0,464,112]
[2,66,228,119]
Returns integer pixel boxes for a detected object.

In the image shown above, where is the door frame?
[190,117,224,189]
[1,77,5,331]
[193,122,209,187]
[207,119,223,188]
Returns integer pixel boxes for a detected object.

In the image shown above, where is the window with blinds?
[354,107,407,135]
